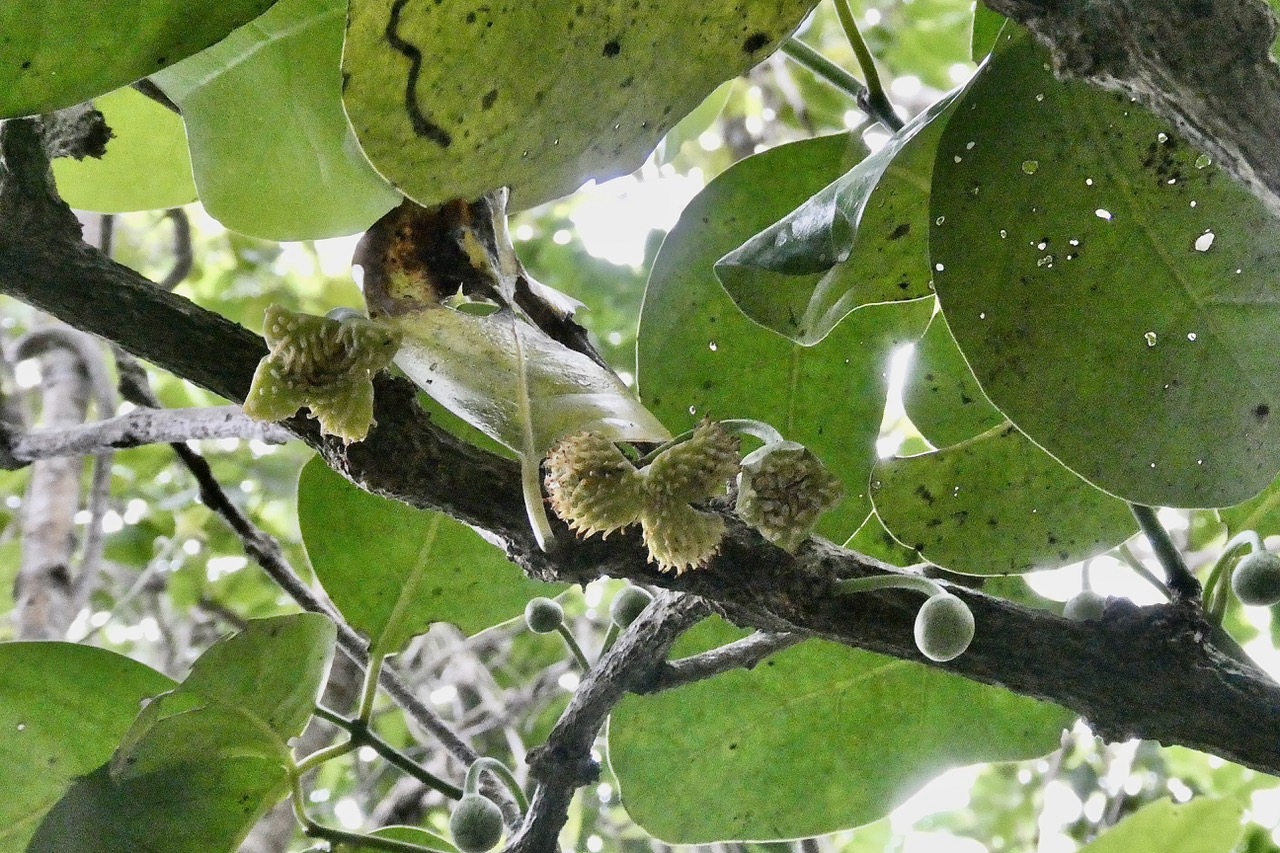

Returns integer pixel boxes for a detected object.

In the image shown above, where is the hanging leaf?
[931,29,1280,508]
[51,87,195,213]
[0,0,275,118]
[638,134,932,542]
[714,93,952,344]
[359,197,670,548]
[0,643,173,853]
[901,310,1003,448]
[609,618,1071,843]
[872,424,1136,574]
[341,0,818,210]
[153,0,399,239]
[298,456,563,651]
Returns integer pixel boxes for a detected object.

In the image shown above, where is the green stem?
[779,38,869,103]
[522,455,555,551]
[291,777,453,853]
[1203,531,1262,621]
[1116,543,1172,600]
[357,651,387,725]
[314,706,465,800]
[833,0,903,131]
[599,622,620,657]
[464,757,530,816]
[834,573,944,598]
[636,418,783,466]
[557,623,591,671]
[1129,504,1200,602]
[295,737,356,775]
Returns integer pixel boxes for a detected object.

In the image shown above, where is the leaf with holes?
[931,28,1280,508]
[0,0,274,117]
[714,93,951,345]
[639,133,932,542]
[298,456,563,652]
[872,424,1136,574]
[609,618,1071,843]
[153,0,399,239]
[342,0,817,210]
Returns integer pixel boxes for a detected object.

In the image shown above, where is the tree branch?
[5,405,291,464]
[981,0,1280,217]
[639,630,803,693]
[7,114,1280,785]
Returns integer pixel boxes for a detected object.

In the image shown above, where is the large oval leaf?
[639,134,932,540]
[0,643,173,853]
[931,29,1280,508]
[299,456,562,651]
[0,0,274,118]
[872,424,1136,574]
[51,87,196,213]
[153,0,399,239]
[342,0,817,210]
[714,92,953,344]
[608,618,1071,843]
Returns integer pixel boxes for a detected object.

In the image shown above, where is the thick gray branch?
[982,0,1280,217]
[6,405,291,464]
[7,115,1280,821]
[640,630,803,693]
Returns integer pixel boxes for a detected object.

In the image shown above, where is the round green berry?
[524,597,564,634]
[1063,590,1107,621]
[449,794,504,853]
[1232,550,1280,606]
[913,593,975,662]
[610,586,654,629]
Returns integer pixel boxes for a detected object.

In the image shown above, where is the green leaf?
[608,619,1071,843]
[298,456,563,649]
[901,311,1004,448]
[51,87,195,212]
[1220,470,1280,539]
[638,134,933,540]
[0,643,173,853]
[931,29,1280,508]
[342,0,817,210]
[167,612,336,739]
[970,5,1005,61]
[0,0,275,118]
[872,424,1136,574]
[844,511,919,567]
[335,825,457,852]
[714,93,951,344]
[1078,798,1243,853]
[27,758,287,853]
[153,0,399,239]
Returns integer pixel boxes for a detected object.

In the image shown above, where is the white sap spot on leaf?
[965,140,976,150]
[1021,160,1039,174]
[935,215,946,225]
[999,229,1008,238]
[1095,209,1112,221]
[1187,332,1198,341]
[1157,132,1169,143]
[1195,153,1212,169]
[1144,331,1158,347]
[1190,200,1197,208]
[708,340,717,352]
[1036,240,1048,250]
[1085,178,1094,186]
[1034,92,1044,102]
[954,154,963,163]
[979,312,986,320]
[1194,231,1215,252]
[688,405,697,415]
[1037,255,1054,267]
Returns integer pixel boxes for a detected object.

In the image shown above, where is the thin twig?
[314,706,465,800]
[640,631,802,693]
[506,591,709,853]
[779,38,870,104]
[1129,505,1200,602]
[1115,543,1172,600]
[8,405,291,461]
[833,0,903,131]
[156,208,192,292]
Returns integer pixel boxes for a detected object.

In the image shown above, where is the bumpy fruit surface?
[1063,590,1107,621]
[544,432,646,539]
[524,597,565,634]
[1232,550,1280,606]
[610,586,654,629]
[736,440,843,552]
[913,593,975,662]
[449,794,504,853]
[643,419,740,505]
[640,501,726,574]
